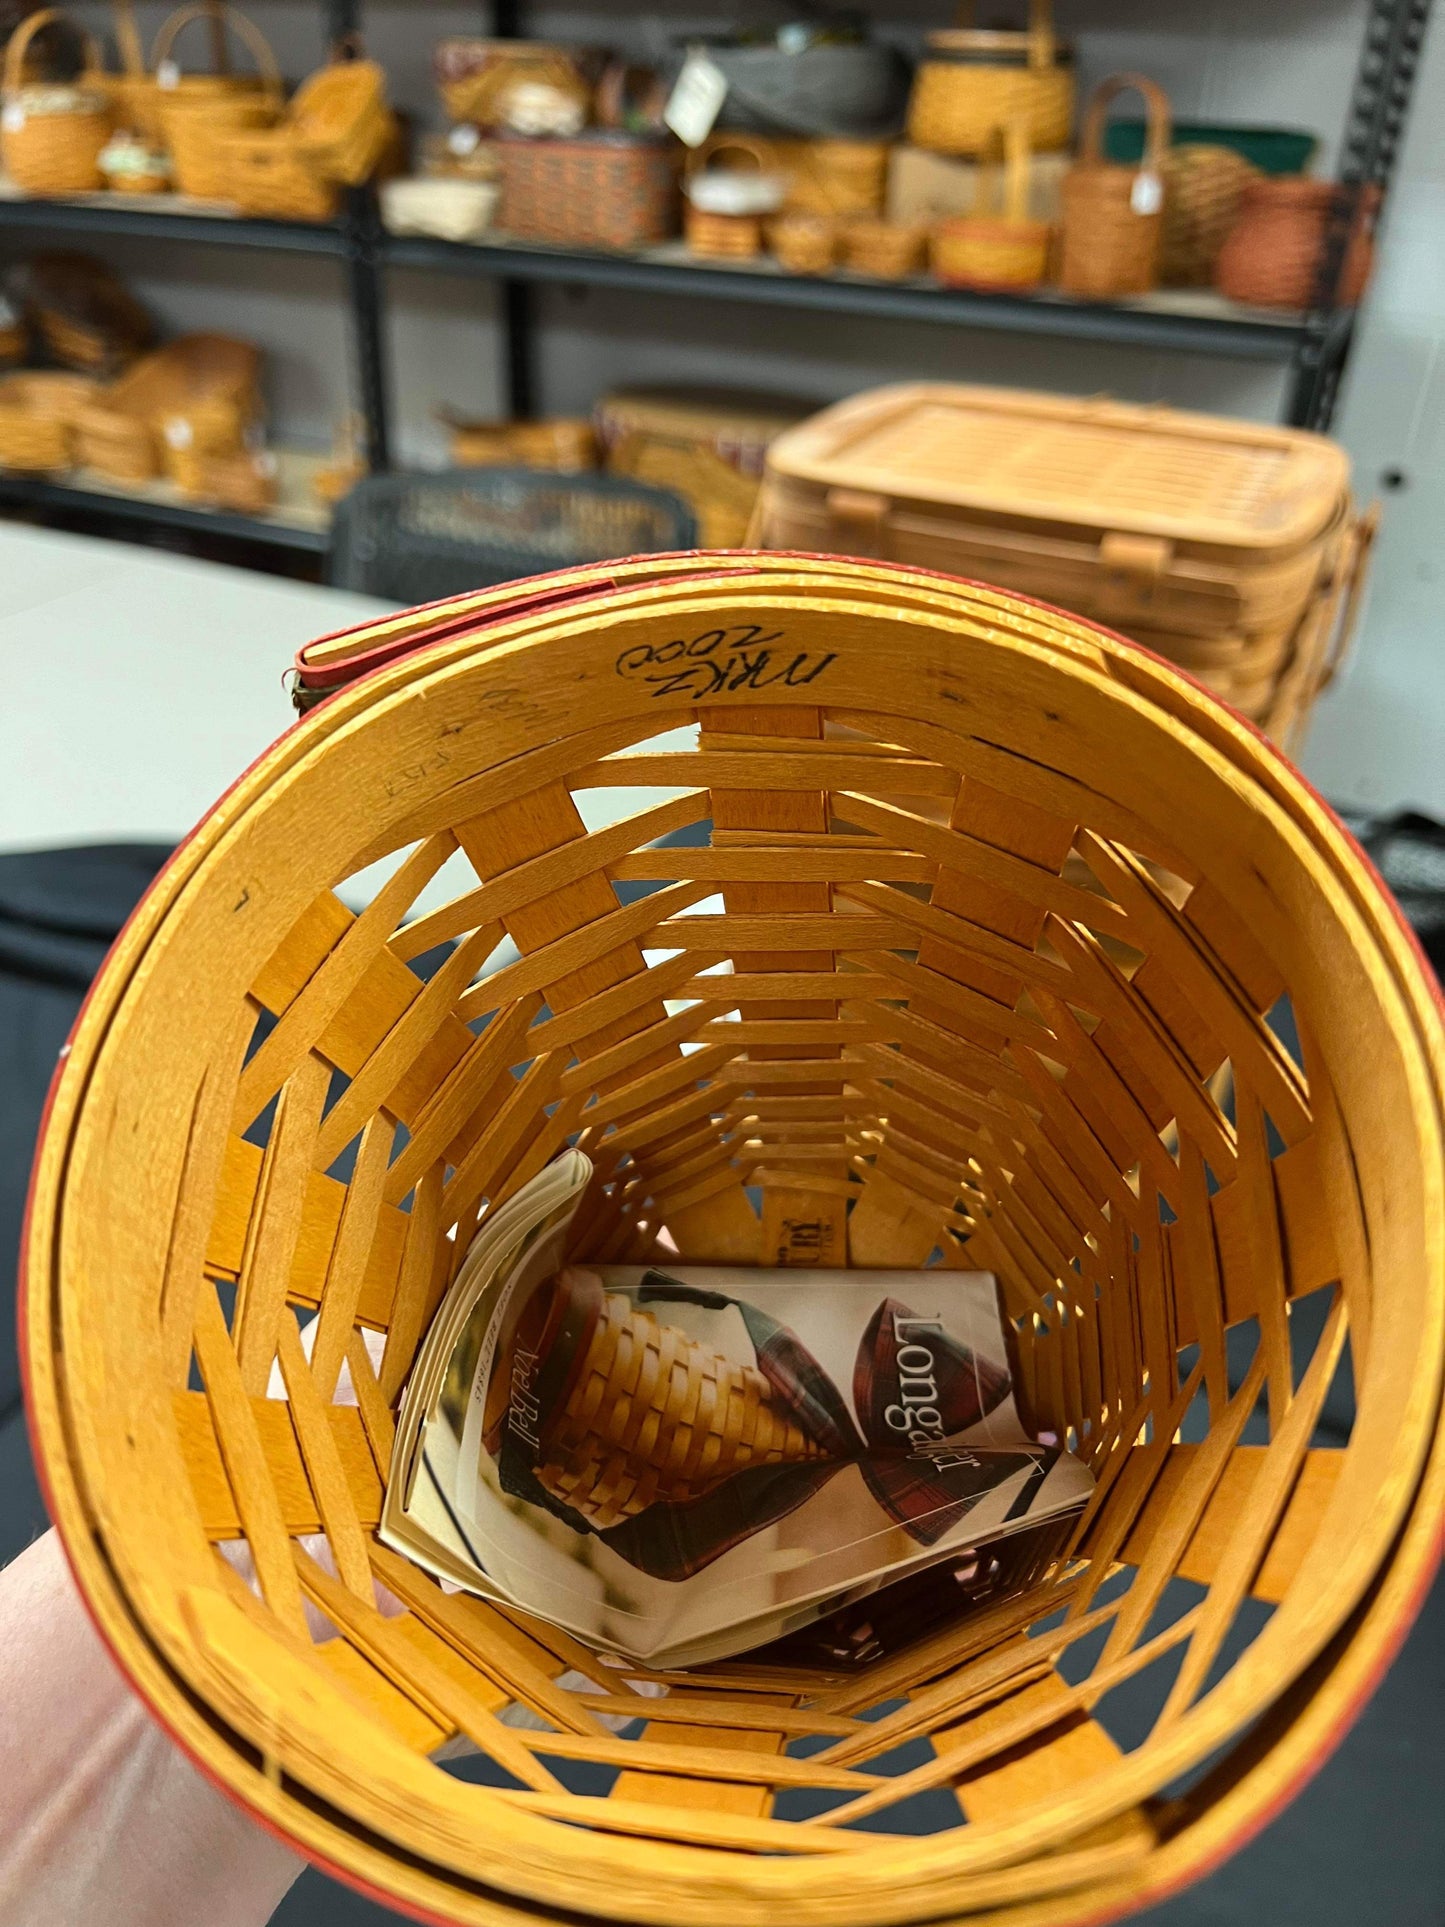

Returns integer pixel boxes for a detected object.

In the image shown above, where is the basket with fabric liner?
[23,552,1444,1927]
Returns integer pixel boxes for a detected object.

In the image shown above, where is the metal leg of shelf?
[1289,0,1433,431]
[502,278,536,419]
[345,187,392,471]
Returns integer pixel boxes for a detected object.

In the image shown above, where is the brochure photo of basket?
[25,555,1443,1927]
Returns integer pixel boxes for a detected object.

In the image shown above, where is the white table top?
[1,524,391,856]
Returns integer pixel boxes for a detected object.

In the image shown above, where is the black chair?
[326,467,698,605]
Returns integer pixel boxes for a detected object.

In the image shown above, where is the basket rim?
[21,553,1445,1924]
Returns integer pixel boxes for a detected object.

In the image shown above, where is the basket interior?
[30,566,1440,1925]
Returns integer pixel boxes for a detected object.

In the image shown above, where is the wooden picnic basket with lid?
[151,1,283,201]
[1,7,113,195]
[749,383,1374,751]
[907,0,1074,157]
[24,550,1445,1927]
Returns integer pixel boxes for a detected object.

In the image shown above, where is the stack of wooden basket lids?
[750,382,1375,752]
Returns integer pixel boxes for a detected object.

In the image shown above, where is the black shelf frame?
[0,471,328,550]
[0,0,1431,554]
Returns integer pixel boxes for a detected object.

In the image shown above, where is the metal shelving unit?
[0,0,1431,556]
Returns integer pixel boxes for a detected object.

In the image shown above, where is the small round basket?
[24,554,1445,1927]
[770,211,836,274]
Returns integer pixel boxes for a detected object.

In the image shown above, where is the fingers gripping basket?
[24,554,1444,1927]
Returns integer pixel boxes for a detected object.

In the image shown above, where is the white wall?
[8,0,1441,807]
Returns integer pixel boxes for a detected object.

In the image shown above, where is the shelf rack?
[0,0,1431,557]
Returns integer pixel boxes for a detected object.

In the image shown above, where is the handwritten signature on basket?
[615,626,837,699]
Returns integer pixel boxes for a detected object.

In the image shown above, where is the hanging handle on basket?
[982,118,1033,222]
[150,2,283,107]
[1320,502,1381,691]
[1079,72,1172,171]
[3,7,105,94]
[113,0,145,79]
[954,0,1057,72]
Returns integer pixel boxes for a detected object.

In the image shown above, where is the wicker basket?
[908,0,1074,157]
[1159,143,1259,287]
[496,133,677,250]
[930,120,1050,289]
[1215,177,1380,311]
[1059,73,1172,299]
[0,300,24,367]
[12,248,155,375]
[25,549,1444,1927]
[73,331,260,482]
[595,383,811,546]
[775,136,889,217]
[750,382,1371,746]
[290,46,390,186]
[1,9,112,195]
[216,122,340,221]
[443,412,598,471]
[153,2,282,201]
[434,38,593,134]
[839,215,927,279]
[684,135,784,260]
[0,367,96,469]
[769,211,836,275]
[105,0,159,139]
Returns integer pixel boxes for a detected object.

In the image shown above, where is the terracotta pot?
[1215,177,1378,310]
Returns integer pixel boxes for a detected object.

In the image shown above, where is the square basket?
[24,553,1444,1927]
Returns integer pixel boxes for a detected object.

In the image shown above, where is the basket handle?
[150,2,282,105]
[954,0,1057,72]
[1320,501,1380,691]
[1079,71,1172,170]
[982,118,1033,222]
[3,7,105,93]
[688,131,777,178]
[113,0,144,79]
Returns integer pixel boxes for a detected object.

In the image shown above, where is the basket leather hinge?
[825,487,892,556]
[1099,531,1173,606]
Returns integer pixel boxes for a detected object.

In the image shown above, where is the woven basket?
[685,135,785,260]
[930,120,1050,289]
[838,215,926,279]
[0,367,95,468]
[1,8,112,195]
[15,248,155,375]
[153,2,282,201]
[436,39,592,134]
[776,136,889,217]
[595,384,809,546]
[769,212,836,275]
[1059,73,1172,299]
[1159,143,1259,287]
[290,46,390,186]
[25,550,1444,1927]
[74,331,259,481]
[0,308,24,366]
[444,413,598,471]
[497,133,677,250]
[216,123,340,221]
[1215,177,1379,311]
[908,0,1073,157]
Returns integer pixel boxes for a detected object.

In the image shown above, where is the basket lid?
[763,382,1350,552]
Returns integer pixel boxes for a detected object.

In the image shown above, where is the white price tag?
[157,58,180,89]
[2,103,26,132]
[447,123,481,156]
[163,416,193,449]
[1131,170,1163,216]
[664,48,728,148]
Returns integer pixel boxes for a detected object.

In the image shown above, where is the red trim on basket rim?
[15,550,1445,1927]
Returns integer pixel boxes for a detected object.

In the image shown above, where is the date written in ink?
[614,625,837,699]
